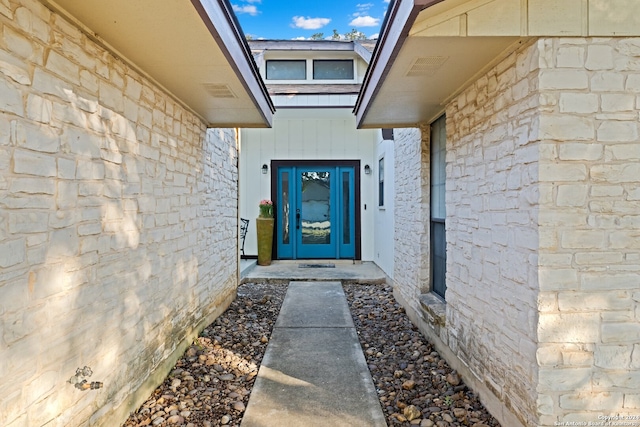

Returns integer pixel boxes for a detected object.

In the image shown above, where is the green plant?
[259,199,273,218]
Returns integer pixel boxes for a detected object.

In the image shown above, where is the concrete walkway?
[241,281,387,427]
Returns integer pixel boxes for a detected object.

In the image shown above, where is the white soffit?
[43,0,274,127]
[359,36,520,128]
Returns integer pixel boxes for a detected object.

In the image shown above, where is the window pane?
[342,171,350,244]
[282,172,290,244]
[301,171,331,244]
[266,60,306,80]
[378,157,384,207]
[431,116,446,220]
[313,60,354,80]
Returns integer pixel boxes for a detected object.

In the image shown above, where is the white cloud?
[232,4,259,15]
[349,16,380,27]
[291,16,331,30]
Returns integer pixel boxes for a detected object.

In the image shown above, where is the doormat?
[298,263,336,268]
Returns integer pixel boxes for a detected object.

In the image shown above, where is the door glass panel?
[342,171,350,245]
[301,171,331,245]
[282,171,290,245]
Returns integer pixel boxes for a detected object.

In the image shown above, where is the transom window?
[313,60,354,80]
[266,60,306,80]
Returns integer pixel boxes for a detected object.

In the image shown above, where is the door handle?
[296,209,301,229]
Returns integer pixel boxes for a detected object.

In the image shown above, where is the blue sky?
[232,0,390,40]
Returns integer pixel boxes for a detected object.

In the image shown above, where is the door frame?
[271,159,361,260]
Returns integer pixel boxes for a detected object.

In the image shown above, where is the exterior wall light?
[262,164,268,174]
[364,164,371,175]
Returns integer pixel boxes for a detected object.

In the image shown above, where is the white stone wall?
[393,127,430,311]
[0,1,239,425]
[393,36,640,427]
[536,37,640,426]
[444,41,542,426]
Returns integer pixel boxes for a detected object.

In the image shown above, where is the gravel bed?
[122,282,500,427]
[343,284,500,427]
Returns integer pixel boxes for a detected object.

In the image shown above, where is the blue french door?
[276,165,355,259]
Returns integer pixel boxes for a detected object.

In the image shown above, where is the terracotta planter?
[256,217,274,266]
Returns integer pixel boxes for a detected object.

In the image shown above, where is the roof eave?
[192,0,275,127]
[354,0,444,129]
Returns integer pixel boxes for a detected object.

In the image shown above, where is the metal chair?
[240,218,249,257]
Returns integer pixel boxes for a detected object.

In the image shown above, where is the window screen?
[266,60,306,80]
[313,60,354,80]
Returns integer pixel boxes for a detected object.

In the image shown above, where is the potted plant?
[256,199,274,265]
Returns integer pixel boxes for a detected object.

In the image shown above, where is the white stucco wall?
[239,105,378,260]
[373,134,395,277]
[0,1,239,425]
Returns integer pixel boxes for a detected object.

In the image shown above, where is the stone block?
[9,211,48,233]
[76,161,105,180]
[57,181,78,209]
[593,371,640,390]
[585,45,614,70]
[539,268,578,290]
[591,72,624,91]
[26,94,53,123]
[559,93,598,114]
[558,290,631,311]
[625,394,640,409]
[581,273,640,291]
[538,312,600,343]
[626,74,640,93]
[537,345,562,366]
[594,345,632,369]
[45,50,79,83]
[556,184,587,207]
[12,121,59,153]
[539,70,588,90]
[590,185,624,197]
[539,163,587,181]
[597,121,638,142]
[57,158,76,179]
[556,46,584,68]
[609,230,640,249]
[79,69,98,93]
[574,252,624,265]
[538,367,593,391]
[560,392,622,410]
[0,238,25,268]
[558,142,603,161]
[591,163,640,183]
[601,323,640,344]
[601,94,635,112]
[561,230,606,249]
[0,78,24,116]
[540,114,594,141]
[607,144,640,160]
[9,177,56,195]
[48,227,79,258]
[99,80,124,112]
